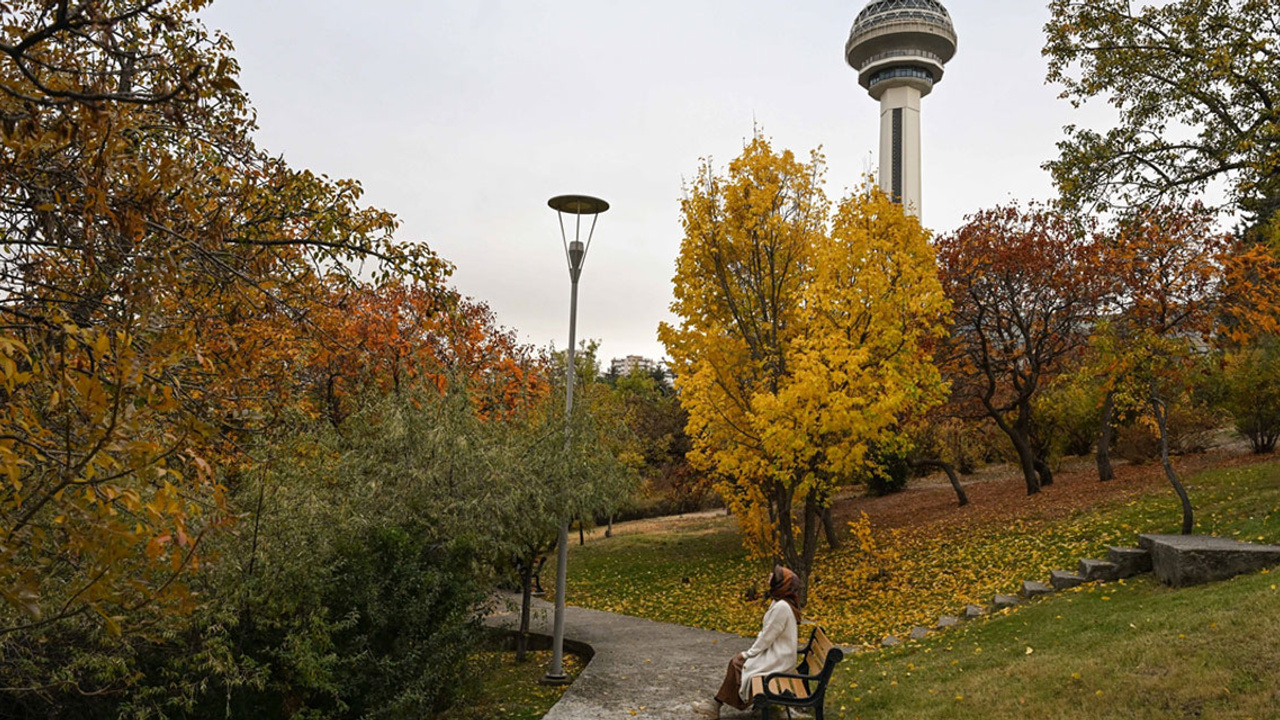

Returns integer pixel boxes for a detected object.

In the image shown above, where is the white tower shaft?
[846,0,956,222]
[878,85,923,217]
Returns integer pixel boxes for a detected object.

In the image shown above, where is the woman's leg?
[714,654,750,710]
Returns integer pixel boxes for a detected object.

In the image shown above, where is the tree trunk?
[1007,426,1041,495]
[988,403,1041,495]
[578,518,585,546]
[797,492,820,608]
[1033,458,1054,487]
[517,553,535,663]
[1097,391,1116,482]
[1152,395,1194,534]
[911,459,968,507]
[605,514,613,538]
[774,483,799,572]
[820,506,841,549]
[532,554,546,595]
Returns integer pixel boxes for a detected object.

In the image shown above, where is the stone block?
[1050,570,1085,590]
[1021,580,1053,598]
[1139,534,1280,587]
[1107,546,1153,578]
[1078,558,1120,582]
[992,594,1021,609]
[962,604,985,620]
[909,626,930,640]
[935,615,959,629]
[881,635,901,647]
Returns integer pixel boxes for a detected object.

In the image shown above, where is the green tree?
[1219,337,1280,453]
[1044,0,1280,242]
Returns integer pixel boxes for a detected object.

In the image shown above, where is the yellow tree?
[660,137,949,589]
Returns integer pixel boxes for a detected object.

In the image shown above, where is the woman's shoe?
[692,699,721,718]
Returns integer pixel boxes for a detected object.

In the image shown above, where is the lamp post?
[543,193,609,685]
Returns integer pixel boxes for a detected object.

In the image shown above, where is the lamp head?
[549,194,609,281]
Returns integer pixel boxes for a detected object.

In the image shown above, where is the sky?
[198,1,1114,365]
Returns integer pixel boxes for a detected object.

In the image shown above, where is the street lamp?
[543,193,609,685]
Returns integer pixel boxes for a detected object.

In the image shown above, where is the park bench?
[749,625,845,720]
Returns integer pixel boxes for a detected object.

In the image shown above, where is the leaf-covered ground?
[564,452,1280,646]
[442,650,583,720]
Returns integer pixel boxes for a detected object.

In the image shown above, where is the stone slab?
[1139,534,1280,587]
[1050,570,1085,590]
[935,615,959,629]
[1021,580,1053,598]
[882,635,901,647]
[1107,546,1153,578]
[992,594,1021,609]
[909,626,930,640]
[1078,558,1120,582]
[962,604,985,619]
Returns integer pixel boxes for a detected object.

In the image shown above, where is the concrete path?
[487,594,757,720]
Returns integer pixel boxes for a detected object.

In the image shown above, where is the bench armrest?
[764,670,819,685]
[758,670,821,703]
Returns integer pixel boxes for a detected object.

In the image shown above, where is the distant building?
[610,355,656,378]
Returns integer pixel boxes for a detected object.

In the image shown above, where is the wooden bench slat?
[749,674,810,700]
[808,626,834,670]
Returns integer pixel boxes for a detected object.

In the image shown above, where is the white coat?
[738,599,799,702]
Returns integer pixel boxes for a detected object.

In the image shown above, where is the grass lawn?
[828,570,1280,719]
[442,650,583,720]
[563,458,1280,645]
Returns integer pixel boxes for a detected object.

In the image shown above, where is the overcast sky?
[198,1,1113,364]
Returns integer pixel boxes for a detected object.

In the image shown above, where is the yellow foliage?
[660,138,948,569]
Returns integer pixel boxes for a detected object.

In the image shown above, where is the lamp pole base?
[539,673,572,687]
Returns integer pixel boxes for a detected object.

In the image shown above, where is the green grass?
[442,650,583,720]
[548,460,1280,717]
[827,571,1280,719]
[562,460,1280,644]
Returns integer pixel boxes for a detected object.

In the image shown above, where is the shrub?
[864,445,912,497]
[1220,338,1280,453]
[1032,375,1103,461]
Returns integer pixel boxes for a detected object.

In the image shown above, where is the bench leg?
[760,703,770,720]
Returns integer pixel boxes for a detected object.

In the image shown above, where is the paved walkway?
[487,594,757,720]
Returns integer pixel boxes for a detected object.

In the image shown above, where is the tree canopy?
[1044,0,1280,242]
[660,137,949,588]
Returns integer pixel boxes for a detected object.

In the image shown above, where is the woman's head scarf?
[769,565,803,623]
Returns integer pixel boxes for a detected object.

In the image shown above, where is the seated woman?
[693,565,802,718]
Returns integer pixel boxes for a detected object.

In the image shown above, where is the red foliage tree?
[936,205,1110,495]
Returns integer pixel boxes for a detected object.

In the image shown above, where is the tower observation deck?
[846,0,957,217]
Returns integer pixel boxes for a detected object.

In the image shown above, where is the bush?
[1220,338,1280,453]
[0,388,585,718]
[1114,402,1227,463]
[864,445,911,497]
[286,528,486,719]
[1032,375,1103,460]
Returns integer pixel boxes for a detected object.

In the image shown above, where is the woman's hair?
[769,565,803,623]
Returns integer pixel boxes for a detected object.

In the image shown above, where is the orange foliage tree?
[935,205,1110,496]
[0,0,452,638]
[1090,206,1232,533]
